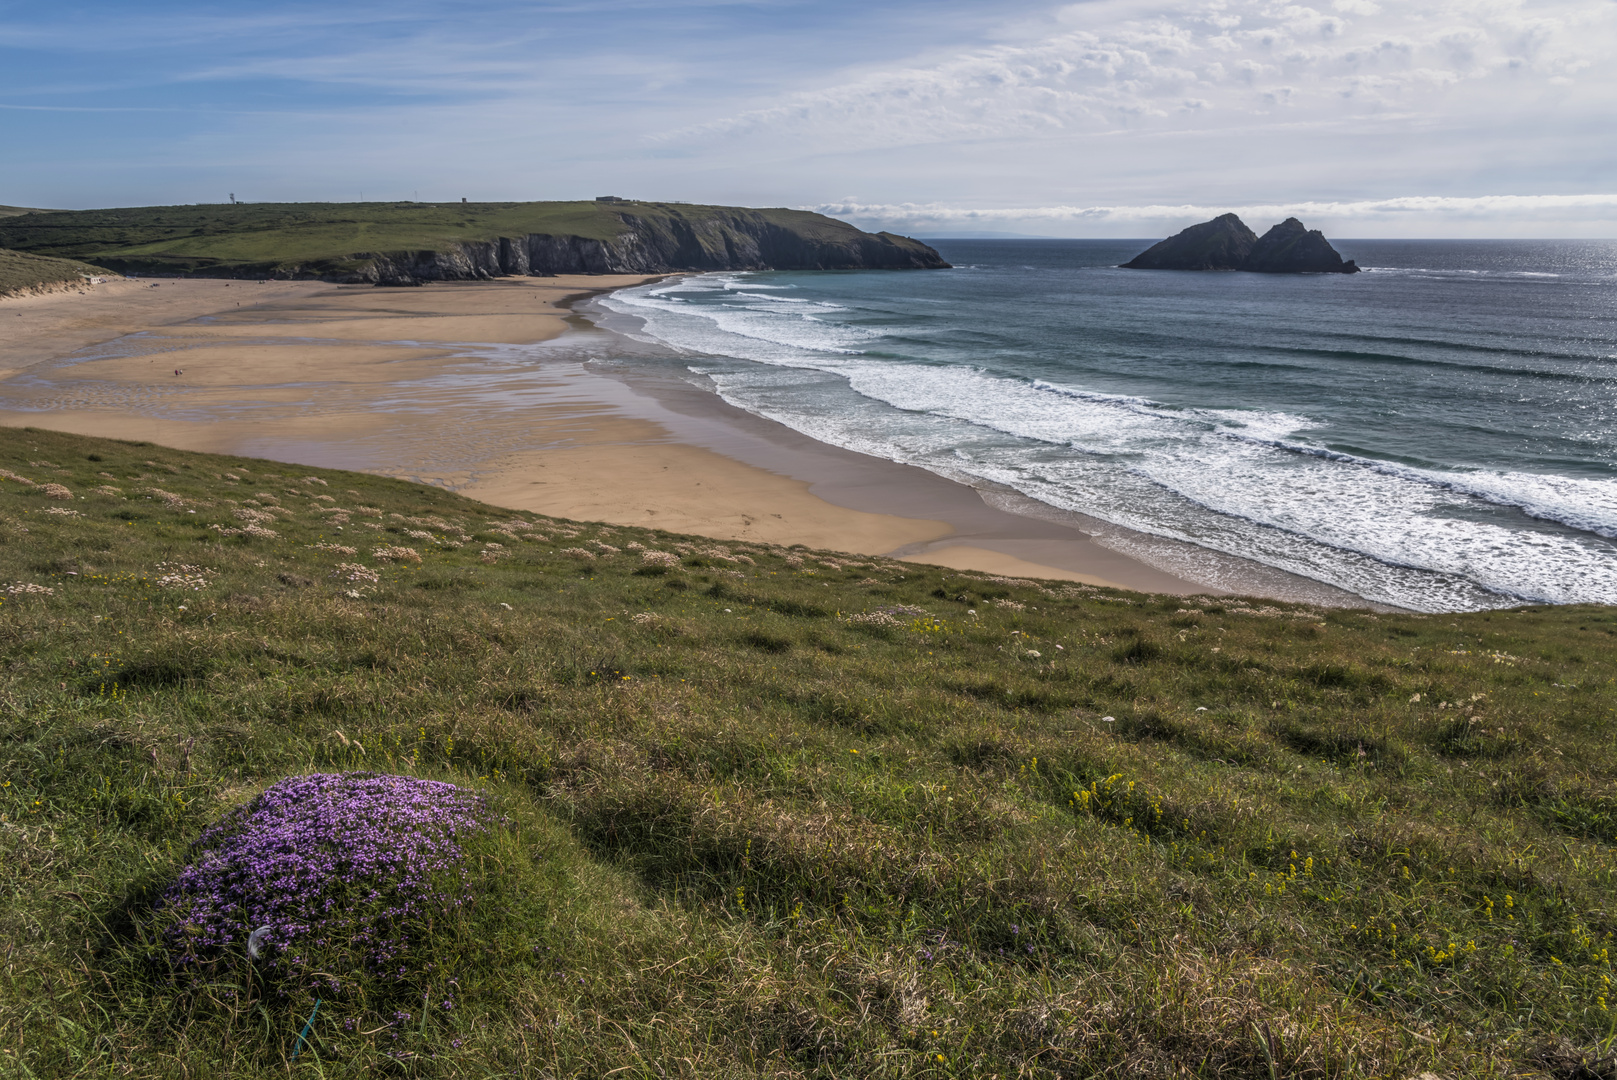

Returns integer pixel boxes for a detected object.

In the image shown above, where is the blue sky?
[2,0,1614,236]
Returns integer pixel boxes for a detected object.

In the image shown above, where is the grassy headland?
[0,200,942,279]
[2,424,1614,1078]
[0,247,111,298]
[0,201,629,268]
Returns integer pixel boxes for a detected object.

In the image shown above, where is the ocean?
[591,238,1617,613]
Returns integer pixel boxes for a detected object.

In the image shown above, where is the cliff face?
[355,209,947,284]
[0,201,949,282]
[1241,217,1358,274]
[1122,213,1358,274]
[1120,213,1257,271]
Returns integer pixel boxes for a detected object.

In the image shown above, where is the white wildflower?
[372,545,421,563]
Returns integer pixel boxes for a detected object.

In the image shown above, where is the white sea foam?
[600,270,1617,612]
[604,281,870,357]
[1360,267,1570,282]
[788,364,1616,607]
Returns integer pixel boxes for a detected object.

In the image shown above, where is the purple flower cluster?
[160,773,490,984]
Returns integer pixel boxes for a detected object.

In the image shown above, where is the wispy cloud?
[811,194,1617,239]
[661,0,1614,153]
[1,0,1612,234]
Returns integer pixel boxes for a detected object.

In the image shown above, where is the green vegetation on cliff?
[0,201,624,264]
[2,425,1615,1078]
[0,200,947,279]
[0,247,110,297]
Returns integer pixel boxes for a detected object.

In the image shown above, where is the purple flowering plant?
[158,772,494,996]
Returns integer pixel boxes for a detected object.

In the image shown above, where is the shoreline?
[501,313,1370,604]
[0,273,1370,605]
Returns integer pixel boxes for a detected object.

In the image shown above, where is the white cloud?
[815,193,1617,222]
[3,0,1612,234]
[812,194,1617,238]
[660,0,1614,153]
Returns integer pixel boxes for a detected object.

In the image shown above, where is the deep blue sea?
[595,239,1617,612]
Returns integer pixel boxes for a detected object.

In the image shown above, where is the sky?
[2,0,1614,237]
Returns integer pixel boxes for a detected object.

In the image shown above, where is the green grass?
[2,424,1615,1078]
[0,200,899,278]
[0,247,110,297]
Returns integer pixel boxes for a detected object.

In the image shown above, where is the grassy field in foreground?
[2,424,1615,1079]
[0,247,109,297]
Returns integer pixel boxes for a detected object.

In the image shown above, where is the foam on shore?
[0,273,1362,602]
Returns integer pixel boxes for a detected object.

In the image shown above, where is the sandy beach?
[0,273,1365,602]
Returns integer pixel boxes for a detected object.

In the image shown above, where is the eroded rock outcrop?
[5,202,949,283]
[352,208,948,284]
[1122,214,1358,274]
[1120,213,1257,271]
[1241,217,1358,274]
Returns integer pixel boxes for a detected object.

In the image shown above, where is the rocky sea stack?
[1119,213,1257,271]
[1123,214,1358,274]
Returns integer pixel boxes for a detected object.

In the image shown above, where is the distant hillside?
[0,200,949,282]
[0,247,111,298]
[0,205,44,218]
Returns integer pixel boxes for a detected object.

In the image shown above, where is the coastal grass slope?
[0,200,946,279]
[2,425,1615,1078]
[0,247,111,298]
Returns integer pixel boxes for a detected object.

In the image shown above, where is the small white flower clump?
[372,545,421,563]
[154,563,217,591]
[847,611,903,628]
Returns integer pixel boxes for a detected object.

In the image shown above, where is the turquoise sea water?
[595,239,1617,612]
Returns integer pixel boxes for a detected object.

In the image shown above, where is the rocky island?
[1122,213,1358,274]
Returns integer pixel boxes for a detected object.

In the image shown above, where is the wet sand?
[0,274,1366,602]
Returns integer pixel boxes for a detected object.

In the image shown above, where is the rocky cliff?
[1120,213,1257,271]
[356,207,948,284]
[1122,213,1358,274]
[1241,217,1358,274]
[0,201,949,282]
